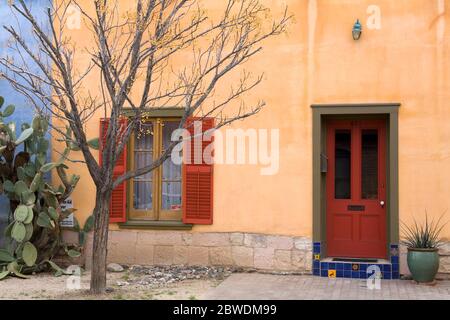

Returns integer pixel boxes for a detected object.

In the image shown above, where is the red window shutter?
[182,117,214,225]
[99,118,128,223]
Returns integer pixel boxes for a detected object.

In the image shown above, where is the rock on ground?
[107,263,124,273]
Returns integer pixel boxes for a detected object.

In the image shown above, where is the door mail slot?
[348,205,365,211]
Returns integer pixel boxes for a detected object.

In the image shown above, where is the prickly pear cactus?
[0,96,86,280]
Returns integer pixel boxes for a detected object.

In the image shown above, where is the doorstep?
[312,243,400,280]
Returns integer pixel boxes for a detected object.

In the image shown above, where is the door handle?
[380,201,385,208]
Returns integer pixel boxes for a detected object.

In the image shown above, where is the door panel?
[326,120,387,259]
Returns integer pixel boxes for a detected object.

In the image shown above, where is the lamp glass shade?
[352,19,362,40]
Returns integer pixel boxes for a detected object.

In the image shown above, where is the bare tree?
[0,0,291,294]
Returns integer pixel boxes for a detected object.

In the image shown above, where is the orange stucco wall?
[54,0,450,239]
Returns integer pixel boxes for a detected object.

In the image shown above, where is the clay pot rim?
[407,247,439,253]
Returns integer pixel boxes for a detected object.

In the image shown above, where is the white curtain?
[133,123,153,210]
[162,121,182,210]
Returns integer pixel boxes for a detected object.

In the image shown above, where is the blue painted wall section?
[0,0,52,246]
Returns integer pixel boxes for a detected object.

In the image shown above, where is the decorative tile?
[314,254,321,261]
[313,269,320,276]
[313,245,321,254]
[329,263,336,270]
[359,271,368,279]
[352,271,360,279]
[390,247,399,256]
[383,264,392,272]
[313,260,320,269]
[336,263,344,270]
[352,263,360,271]
[359,264,368,272]
[392,263,399,272]
[391,256,399,264]
[344,270,352,278]
[344,263,352,270]
[321,262,329,270]
[337,270,344,278]
[328,270,336,278]
[321,269,328,277]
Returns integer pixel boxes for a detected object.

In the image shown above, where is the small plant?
[401,212,447,249]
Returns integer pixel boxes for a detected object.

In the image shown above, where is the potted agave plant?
[401,213,447,284]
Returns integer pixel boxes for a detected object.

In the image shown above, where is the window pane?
[335,130,351,199]
[133,122,154,209]
[162,181,182,210]
[362,130,378,199]
[134,181,153,210]
[162,121,182,211]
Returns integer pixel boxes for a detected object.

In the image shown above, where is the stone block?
[209,247,233,266]
[439,256,450,273]
[173,246,189,265]
[232,246,254,267]
[137,231,183,246]
[109,230,137,246]
[439,242,450,256]
[188,246,210,266]
[154,245,174,265]
[291,250,307,270]
[181,233,193,245]
[274,250,292,270]
[294,237,312,251]
[304,251,313,272]
[230,233,244,246]
[107,242,136,265]
[244,234,267,248]
[134,244,154,265]
[267,235,294,250]
[192,233,230,247]
[254,248,274,270]
[62,230,79,244]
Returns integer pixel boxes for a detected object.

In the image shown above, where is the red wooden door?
[326,120,387,258]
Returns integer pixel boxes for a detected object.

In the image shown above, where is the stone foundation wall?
[438,243,450,274]
[83,230,313,273]
[80,230,450,275]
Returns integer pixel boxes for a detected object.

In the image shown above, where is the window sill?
[118,220,193,230]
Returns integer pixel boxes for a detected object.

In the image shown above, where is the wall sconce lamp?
[352,19,362,40]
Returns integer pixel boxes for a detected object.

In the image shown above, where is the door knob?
[380,201,385,208]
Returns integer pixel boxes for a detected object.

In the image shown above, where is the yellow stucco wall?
[54,0,450,239]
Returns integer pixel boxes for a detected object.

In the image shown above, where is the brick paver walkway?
[203,273,450,300]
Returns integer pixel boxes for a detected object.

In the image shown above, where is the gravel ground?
[0,265,237,300]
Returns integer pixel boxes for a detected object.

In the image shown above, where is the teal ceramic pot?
[407,248,440,283]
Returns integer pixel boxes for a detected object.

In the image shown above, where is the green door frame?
[311,103,400,258]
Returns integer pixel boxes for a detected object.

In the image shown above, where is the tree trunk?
[90,189,111,294]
